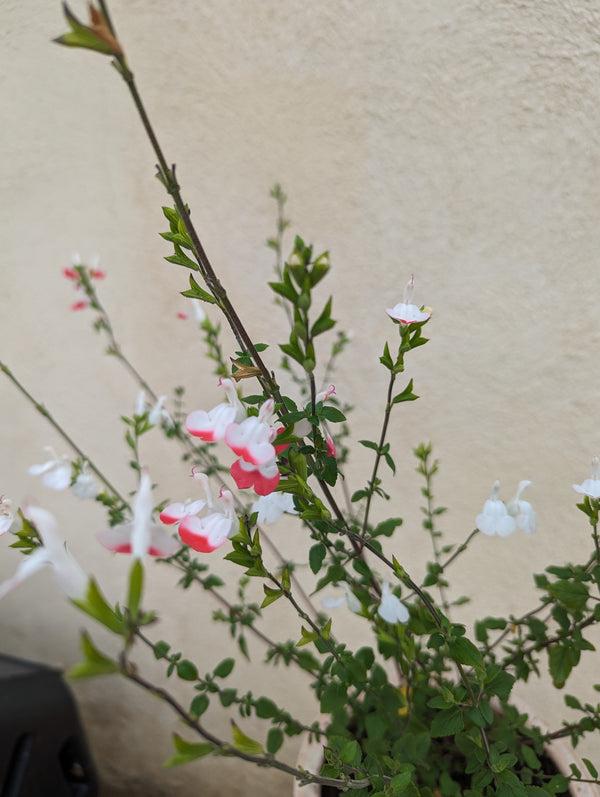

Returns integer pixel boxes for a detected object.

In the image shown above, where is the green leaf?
[548,580,588,612]
[392,379,418,404]
[181,274,217,304]
[266,727,284,755]
[340,739,361,765]
[448,637,483,668]
[213,658,235,679]
[583,758,599,779]
[153,640,171,660]
[430,707,464,738]
[311,298,336,337]
[165,244,199,271]
[521,745,541,770]
[164,733,214,767]
[231,722,264,755]
[190,694,210,718]
[255,697,277,719]
[390,770,414,794]
[309,543,327,574]
[71,579,125,635]
[319,406,346,423]
[127,559,144,619]
[68,631,119,679]
[176,660,199,681]
[373,518,403,537]
[548,644,579,688]
[261,586,283,608]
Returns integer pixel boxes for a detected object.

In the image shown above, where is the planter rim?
[293,698,599,797]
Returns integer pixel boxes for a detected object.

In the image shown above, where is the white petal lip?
[377,584,409,624]
[252,492,296,525]
[131,471,154,559]
[386,302,431,324]
[573,479,600,498]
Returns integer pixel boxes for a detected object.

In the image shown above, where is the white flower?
[135,390,147,417]
[28,448,71,491]
[506,480,536,534]
[191,299,206,323]
[322,582,361,614]
[97,470,179,558]
[252,492,297,525]
[573,457,600,499]
[475,481,517,537]
[148,395,173,427]
[71,466,99,499]
[0,505,87,601]
[386,275,431,325]
[0,496,16,535]
[186,378,246,443]
[377,582,409,624]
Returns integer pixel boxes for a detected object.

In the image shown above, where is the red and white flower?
[0,505,87,601]
[186,378,246,442]
[224,399,276,466]
[252,492,297,525]
[386,275,431,325]
[97,471,179,558]
[178,488,236,553]
[159,473,212,525]
[230,457,280,496]
[573,457,600,499]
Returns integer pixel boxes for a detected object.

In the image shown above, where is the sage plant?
[1,4,600,795]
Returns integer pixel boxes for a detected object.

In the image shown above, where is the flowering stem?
[119,652,370,791]
[360,372,396,539]
[0,360,128,507]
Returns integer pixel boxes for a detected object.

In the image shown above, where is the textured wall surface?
[3,1,600,794]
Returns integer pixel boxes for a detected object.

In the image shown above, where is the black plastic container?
[0,653,98,796]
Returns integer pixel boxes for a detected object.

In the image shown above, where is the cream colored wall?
[3,0,600,794]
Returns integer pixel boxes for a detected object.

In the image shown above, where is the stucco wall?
[3,1,600,794]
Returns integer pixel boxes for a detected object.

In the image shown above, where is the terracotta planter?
[293,702,600,797]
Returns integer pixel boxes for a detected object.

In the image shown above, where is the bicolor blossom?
[28,449,72,491]
[377,582,410,624]
[178,488,236,553]
[186,378,246,443]
[386,275,431,325]
[322,582,361,614]
[573,457,600,499]
[160,472,212,526]
[97,471,179,558]
[0,505,87,601]
[0,497,16,535]
[230,458,280,496]
[506,480,536,535]
[251,492,297,525]
[224,398,277,467]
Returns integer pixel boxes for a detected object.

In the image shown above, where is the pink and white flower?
[186,378,246,443]
[377,582,409,624]
[159,474,212,526]
[0,506,87,601]
[251,492,297,525]
[0,497,16,535]
[224,399,276,466]
[178,488,236,553]
[573,457,600,499]
[97,471,179,558]
[506,480,536,534]
[386,275,431,325]
[28,449,72,491]
[230,458,280,496]
[475,481,516,537]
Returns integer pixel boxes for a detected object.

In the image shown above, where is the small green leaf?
[71,579,125,635]
[181,274,217,304]
[213,658,235,679]
[309,543,327,574]
[164,734,214,767]
[190,694,209,718]
[127,559,144,619]
[231,722,264,755]
[392,379,418,404]
[266,727,284,755]
[68,631,119,679]
[176,660,199,681]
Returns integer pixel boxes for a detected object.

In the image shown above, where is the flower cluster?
[63,253,105,311]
